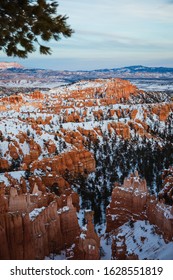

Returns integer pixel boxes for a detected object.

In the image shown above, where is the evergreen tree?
[0,0,73,58]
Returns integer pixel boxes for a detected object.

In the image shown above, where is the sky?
[0,0,173,70]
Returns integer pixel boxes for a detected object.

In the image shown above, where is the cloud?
[1,0,172,70]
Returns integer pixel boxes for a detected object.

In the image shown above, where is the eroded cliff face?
[30,150,95,176]
[0,185,101,260]
[0,78,172,260]
[0,78,172,174]
[106,171,148,232]
[72,211,100,260]
[0,188,82,260]
[159,167,173,204]
[106,172,173,259]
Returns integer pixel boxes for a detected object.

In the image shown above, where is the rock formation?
[0,77,172,260]
[73,210,100,260]
[0,188,81,259]
[159,167,173,204]
[106,172,173,259]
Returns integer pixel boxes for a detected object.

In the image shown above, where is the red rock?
[73,211,100,260]
[59,196,80,246]
[159,167,173,203]
[1,95,23,105]
[30,150,95,176]
[30,91,44,99]
[106,171,148,232]
[44,140,56,154]
[152,104,171,122]
[0,192,82,259]
[8,143,20,160]
[111,122,130,139]
[131,109,138,119]
[106,171,173,260]
[0,159,9,171]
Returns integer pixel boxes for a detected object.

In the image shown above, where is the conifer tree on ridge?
[0,0,73,58]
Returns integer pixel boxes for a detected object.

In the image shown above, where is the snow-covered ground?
[44,220,173,260]
[0,76,172,261]
[129,79,173,92]
[112,220,173,260]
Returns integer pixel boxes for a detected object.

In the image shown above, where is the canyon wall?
[0,77,172,260]
[0,192,81,259]
[106,172,173,242]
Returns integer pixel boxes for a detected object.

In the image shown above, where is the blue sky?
[0,0,173,70]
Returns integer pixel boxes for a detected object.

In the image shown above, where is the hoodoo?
[0,78,172,259]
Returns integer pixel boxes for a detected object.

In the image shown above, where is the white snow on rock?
[57,206,69,214]
[29,207,45,221]
[116,220,173,260]
[0,174,10,186]
[0,171,25,185]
